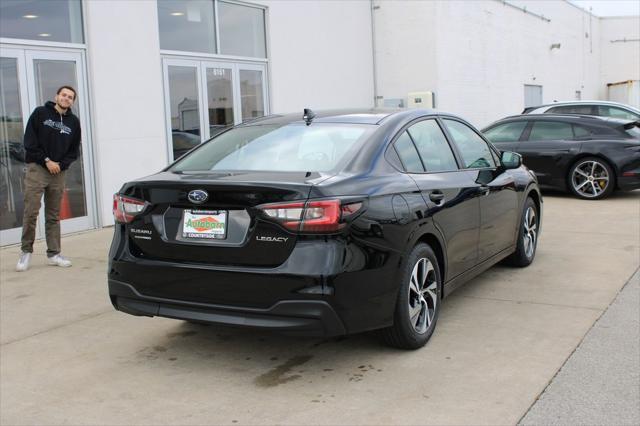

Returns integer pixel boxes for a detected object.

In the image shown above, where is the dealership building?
[0,0,638,246]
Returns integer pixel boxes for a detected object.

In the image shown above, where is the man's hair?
[56,85,76,99]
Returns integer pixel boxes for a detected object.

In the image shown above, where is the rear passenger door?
[392,119,480,280]
[441,118,519,262]
[517,120,583,185]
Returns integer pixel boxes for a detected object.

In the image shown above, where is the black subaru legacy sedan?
[109,109,542,349]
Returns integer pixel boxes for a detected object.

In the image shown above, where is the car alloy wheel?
[523,206,537,260]
[571,159,612,199]
[408,258,438,334]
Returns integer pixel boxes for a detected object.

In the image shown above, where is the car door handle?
[429,190,445,203]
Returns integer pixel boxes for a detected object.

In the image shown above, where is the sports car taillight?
[258,199,363,233]
[113,194,147,223]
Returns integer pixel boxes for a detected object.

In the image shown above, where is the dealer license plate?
[182,210,227,239]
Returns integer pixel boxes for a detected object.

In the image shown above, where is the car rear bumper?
[109,279,347,337]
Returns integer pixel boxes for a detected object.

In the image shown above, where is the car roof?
[526,101,640,113]
[238,108,441,126]
[483,113,634,130]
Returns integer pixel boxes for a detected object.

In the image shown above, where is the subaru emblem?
[188,189,208,204]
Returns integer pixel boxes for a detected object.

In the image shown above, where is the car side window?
[484,121,527,143]
[442,119,497,169]
[406,120,458,172]
[547,105,594,115]
[572,125,592,138]
[529,121,573,141]
[394,131,424,173]
[598,106,639,121]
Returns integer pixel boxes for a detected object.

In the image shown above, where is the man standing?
[16,86,81,272]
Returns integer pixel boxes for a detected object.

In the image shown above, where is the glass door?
[162,58,268,163]
[202,61,236,139]
[25,50,94,235]
[238,64,267,123]
[0,48,31,245]
[0,47,94,246]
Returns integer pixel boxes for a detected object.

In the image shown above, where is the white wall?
[85,0,168,226]
[373,0,610,127]
[257,0,374,113]
[599,16,640,98]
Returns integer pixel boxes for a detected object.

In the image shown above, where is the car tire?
[379,243,442,349]
[506,197,539,267]
[568,157,615,200]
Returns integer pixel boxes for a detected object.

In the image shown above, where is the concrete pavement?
[521,269,640,426]
[1,191,639,425]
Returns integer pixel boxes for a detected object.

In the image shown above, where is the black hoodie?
[24,101,81,170]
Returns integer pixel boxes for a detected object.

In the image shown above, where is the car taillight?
[113,194,147,223]
[258,199,363,233]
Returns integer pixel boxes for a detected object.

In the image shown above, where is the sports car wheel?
[569,157,615,200]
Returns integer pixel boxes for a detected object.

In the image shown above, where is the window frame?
[158,0,269,61]
[439,117,500,171]
[386,117,464,175]
[483,120,529,144]
[524,120,579,142]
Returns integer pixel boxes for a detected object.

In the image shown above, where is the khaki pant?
[21,163,66,257]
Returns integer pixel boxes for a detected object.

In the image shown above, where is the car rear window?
[170,123,375,173]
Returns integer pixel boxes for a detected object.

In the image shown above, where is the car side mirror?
[501,151,522,169]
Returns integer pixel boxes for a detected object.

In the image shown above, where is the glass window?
[167,66,202,160]
[157,0,216,54]
[171,124,375,173]
[239,69,265,121]
[484,121,527,143]
[394,131,424,173]
[443,119,496,169]
[219,1,266,58]
[598,106,639,121]
[206,67,234,135]
[529,121,573,141]
[547,105,594,115]
[0,58,26,231]
[572,125,592,138]
[0,0,83,43]
[407,120,458,172]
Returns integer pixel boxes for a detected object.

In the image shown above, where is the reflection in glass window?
[407,120,458,172]
[168,66,201,159]
[484,121,527,143]
[529,121,573,141]
[206,67,234,136]
[171,124,374,173]
[0,58,26,231]
[443,119,496,169]
[219,1,266,58]
[0,0,83,43]
[548,105,594,115]
[394,131,424,173]
[598,106,639,121]
[157,0,216,54]
[240,70,264,121]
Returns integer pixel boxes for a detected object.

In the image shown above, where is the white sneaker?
[47,254,72,267]
[16,252,32,272]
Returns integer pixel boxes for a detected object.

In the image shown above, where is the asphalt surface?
[521,269,640,425]
[1,190,639,425]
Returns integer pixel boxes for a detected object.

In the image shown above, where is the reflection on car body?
[109,109,542,349]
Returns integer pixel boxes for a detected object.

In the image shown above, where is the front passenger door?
[442,119,518,262]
